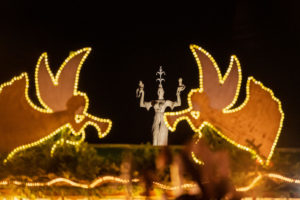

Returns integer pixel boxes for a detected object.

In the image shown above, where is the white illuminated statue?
[137,66,185,146]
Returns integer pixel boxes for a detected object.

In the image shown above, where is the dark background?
[0,1,299,147]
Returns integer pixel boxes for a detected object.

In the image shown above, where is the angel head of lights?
[164,45,284,166]
[0,48,112,162]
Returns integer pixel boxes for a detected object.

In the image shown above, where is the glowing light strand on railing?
[236,174,263,192]
[0,173,299,191]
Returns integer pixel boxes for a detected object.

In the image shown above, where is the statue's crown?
[156,66,166,87]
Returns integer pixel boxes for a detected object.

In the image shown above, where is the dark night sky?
[0,1,299,147]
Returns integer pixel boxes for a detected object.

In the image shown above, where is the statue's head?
[156,66,166,100]
[157,84,165,100]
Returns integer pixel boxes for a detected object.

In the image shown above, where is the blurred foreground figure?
[156,147,184,196]
[154,139,242,199]
[176,139,242,200]
[130,138,242,199]
[120,153,133,200]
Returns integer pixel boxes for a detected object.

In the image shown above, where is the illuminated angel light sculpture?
[164,45,284,165]
[0,47,112,162]
[137,66,185,146]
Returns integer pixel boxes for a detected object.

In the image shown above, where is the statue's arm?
[166,80,185,109]
[139,90,152,110]
[165,91,181,110]
[173,90,182,107]
[137,81,152,110]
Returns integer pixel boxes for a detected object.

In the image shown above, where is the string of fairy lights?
[0,172,299,192]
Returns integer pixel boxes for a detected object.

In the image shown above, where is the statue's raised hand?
[177,78,185,94]
[136,81,144,98]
